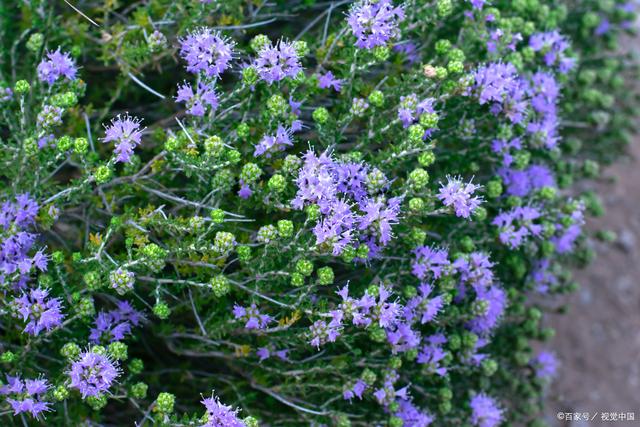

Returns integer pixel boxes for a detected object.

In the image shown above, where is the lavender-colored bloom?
[470,393,503,427]
[438,176,482,219]
[109,267,135,294]
[89,311,132,344]
[37,48,77,85]
[0,375,51,418]
[468,0,487,10]
[0,86,12,102]
[176,82,219,117]
[318,71,343,92]
[232,303,272,330]
[386,322,421,353]
[254,124,293,157]
[469,284,507,334]
[179,28,234,77]
[412,246,450,280]
[396,398,435,426]
[343,378,368,400]
[531,351,558,379]
[417,334,448,376]
[454,252,495,290]
[69,351,119,398]
[292,150,338,212]
[551,202,585,254]
[398,94,435,128]
[37,105,63,129]
[529,31,574,73]
[238,182,253,199]
[492,206,543,248]
[102,114,144,163]
[347,0,404,49]
[393,41,420,63]
[404,283,444,325]
[499,164,555,197]
[15,288,63,336]
[254,40,302,84]
[358,196,402,246]
[309,319,342,348]
[201,393,244,427]
[471,62,528,123]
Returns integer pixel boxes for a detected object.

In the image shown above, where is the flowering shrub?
[0,0,637,425]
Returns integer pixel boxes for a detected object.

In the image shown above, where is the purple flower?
[393,41,420,63]
[468,0,487,10]
[37,105,63,129]
[37,48,77,85]
[454,252,495,290]
[179,28,234,77]
[232,303,272,329]
[343,378,368,400]
[102,114,144,163]
[69,351,119,398]
[471,62,528,123]
[201,393,244,427]
[498,165,555,198]
[529,31,574,73]
[347,0,404,49]
[0,375,51,418]
[551,202,585,254]
[417,334,448,376]
[176,82,219,117]
[531,351,558,379]
[469,284,507,334]
[89,311,132,344]
[358,196,402,246]
[14,288,64,336]
[396,398,435,426]
[318,71,343,92]
[254,40,302,84]
[309,319,342,348]
[438,176,482,219]
[470,393,503,427]
[404,283,444,325]
[492,206,543,248]
[109,267,135,294]
[412,246,450,280]
[397,94,435,128]
[254,124,294,157]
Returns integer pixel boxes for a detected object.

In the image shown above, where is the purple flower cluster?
[256,346,289,362]
[395,398,435,426]
[293,150,402,256]
[526,71,561,148]
[89,300,143,344]
[417,333,448,376]
[529,31,575,73]
[254,124,293,157]
[37,48,77,85]
[176,82,219,117]
[347,0,405,49]
[0,375,51,418]
[470,393,503,427]
[471,62,528,124]
[551,201,585,254]
[493,206,543,248]
[14,288,64,336]
[318,71,343,92]
[232,303,272,329]
[102,114,144,163]
[397,94,436,128]
[498,164,555,197]
[531,350,558,379]
[343,378,368,401]
[179,28,234,78]
[69,351,119,398]
[1,194,48,284]
[437,176,483,219]
[254,40,302,84]
[201,393,245,427]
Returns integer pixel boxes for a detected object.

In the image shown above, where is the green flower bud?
[438,387,453,401]
[409,168,429,189]
[418,151,436,167]
[210,274,230,297]
[153,301,171,319]
[447,60,464,74]
[87,394,107,410]
[372,45,390,61]
[210,208,225,224]
[73,137,89,154]
[313,107,330,124]
[434,66,448,80]
[257,225,278,244]
[53,385,69,401]
[296,259,314,276]
[77,297,95,317]
[237,245,252,262]
[27,33,44,52]
[108,342,128,361]
[419,113,439,129]
[408,124,425,144]
[437,0,453,16]
[241,163,262,183]
[435,39,452,54]
[129,358,144,374]
[486,179,503,198]
[368,90,384,107]
[204,135,224,157]
[242,66,259,86]
[306,204,320,221]
[94,165,112,184]
[14,80,30,94]
[369,326,386,342]
[83,271,102,291]
[243,416,260,427]
[277,220,294,238]
[130,382,148,399]
[267,94,288,117]
[341,245,356,263]
[317,266,334,285]
[250,35,270,52]
[366,168,387,193]
[293,40,309,57]
[356,245,369,259]
[291,272,305,287]
[154,392,175,413]
[409,197,424,213]
[283,155,301,174]
[237,123,250,139]
[336,414,351,427]
[61,342,81,360]
[481,358,498,376]
[268,174,287,193]
[389,416,403,427]
[1,351,15,363]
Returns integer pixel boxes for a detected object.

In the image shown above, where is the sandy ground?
[545,139,640,426]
